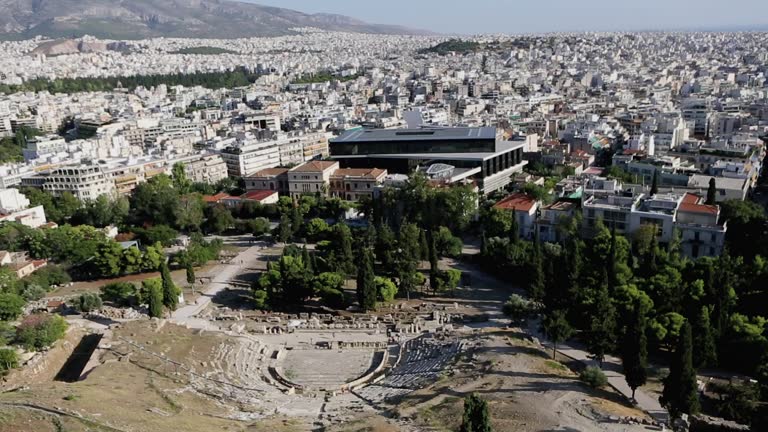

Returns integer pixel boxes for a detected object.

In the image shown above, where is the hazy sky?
[245,0,768,34]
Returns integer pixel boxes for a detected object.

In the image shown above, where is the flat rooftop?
[332,127,497,143]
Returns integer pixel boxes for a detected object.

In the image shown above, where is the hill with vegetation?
[0,0,429,40]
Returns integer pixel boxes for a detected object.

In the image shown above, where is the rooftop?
[246,168,289,178]
[494,193,538,212]
[241,190,278,202]
[331,168,387,179]
[291,161,339,173]
[332,127,497,143]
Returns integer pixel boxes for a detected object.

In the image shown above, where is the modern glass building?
[329,127,527,194]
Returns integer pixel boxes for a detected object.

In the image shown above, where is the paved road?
[172,244,268,320]
[456,260,670,426]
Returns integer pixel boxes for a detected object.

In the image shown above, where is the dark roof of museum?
[331,127,497,143]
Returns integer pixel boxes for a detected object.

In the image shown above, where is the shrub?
[20,284,47,301]
[253,289,268,310]
[15,314,68,351]
[76,293,103,313]
[0,348,18,375]
[375,277,398,302]
[100,282,137,307]
[580,366,608,388]
[0,293,26,321]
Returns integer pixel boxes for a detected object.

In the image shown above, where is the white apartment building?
[182,155,229,185]
[23,134,67,162]
[0,188,47,228]
[220,138,281,177]
[43,164,116,200]
[243,112,281,132]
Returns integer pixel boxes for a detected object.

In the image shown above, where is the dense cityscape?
[0,3,767,432]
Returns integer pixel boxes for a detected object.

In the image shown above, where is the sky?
[244,0,768,34]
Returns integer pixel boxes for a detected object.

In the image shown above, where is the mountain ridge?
[0,0,430,40]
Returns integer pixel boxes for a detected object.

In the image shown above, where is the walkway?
[457,260,669,425]
[172,244,268,320]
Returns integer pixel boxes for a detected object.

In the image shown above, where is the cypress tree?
[291,205,303,235]
[428,230,439,292]
[278,213,292,243]
[160,261,178,311]
[185,262,195,285]
[419,229,429,262]
[622,302,648,400]
[692,306,717,369]
[706,178,717,205]
[650,170,659,196]
[460,393,492,432]
[661,321,700,419]
[356,248,377,311]
[529,230,545,302]
[607,224,617,288]
[148,282,164,318]
[587,275,617,367]
[301,246,313,275]
[509,207,519,244]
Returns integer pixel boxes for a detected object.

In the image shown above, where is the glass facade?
[330,139,496,156]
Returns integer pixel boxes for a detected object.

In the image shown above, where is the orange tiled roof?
[679,193,719,215]
[292,161,338,173]
[246,168,289,178]
[241,190,278,202]
[494,193,537,212]
[331,168,386,179]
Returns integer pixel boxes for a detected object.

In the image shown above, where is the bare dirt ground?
[46,264,218,299]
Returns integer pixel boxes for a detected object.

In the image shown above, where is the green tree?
[706,177,717,205]
[434,226,463,257]
[278,213,292,243]
[460,393,492,432]
[90,241,125,278]
[329,224,355,275]
[175,194,205,232]
[529,231,546,302]
[185,262,196,286]
[0,348,19,376]
[661,321,700,420]
[650,170,659,196]
[0,293,25,320]
[356,247,377,311]
[375,224,397,271]
[312,272,346,308]
[204,204,234,234]
[145,278,164,318]
[133,225,178,247]
[100,282,137,307]
[291,204,304,236]
[541,309,574,359]
[396,223,421,299]
[172,162,192,194]
[692,306,717,369]
[375,277,398,302]
[160,261,179,311]
[622,302,648,400]
[587,278,617,366]
[305,218,330,241]
[0,267,21,294]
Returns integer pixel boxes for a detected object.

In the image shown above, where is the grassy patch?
[544,360,568,371]
[146,374,182,414]
[63,394,79,401]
